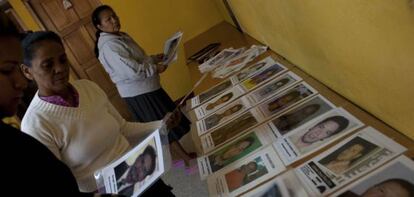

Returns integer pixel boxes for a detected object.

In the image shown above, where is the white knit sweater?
[21,79,162,192]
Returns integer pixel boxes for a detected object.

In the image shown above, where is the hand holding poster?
[162,31,183,65]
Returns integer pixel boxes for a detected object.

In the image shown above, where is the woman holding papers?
[20,31,179,195]
[92,5,195,164]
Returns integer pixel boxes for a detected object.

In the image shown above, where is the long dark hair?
[91,5,113,58]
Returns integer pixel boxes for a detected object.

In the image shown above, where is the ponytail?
[94,30,102,58]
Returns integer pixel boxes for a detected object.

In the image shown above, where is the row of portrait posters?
[186,50,409,196]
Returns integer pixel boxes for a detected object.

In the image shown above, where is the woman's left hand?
[152,53,165,64]
[163,110,181,130]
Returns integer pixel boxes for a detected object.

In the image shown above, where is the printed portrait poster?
[333,155,414,197]
[207,146,286,197]
[241,170,311,197]
[275,108,364,165]
[196,96,253,136]
[194,86,246,120]
[197,124,276,179]
[295,127,407,196]
[268,95,336,138]
[240,61,288,91]
[231,56,276,84]
[190,79,234,109]
[94,130,164,197]
[247,72,302,105]
[199,48,244,72]
[162,31,183,65]
[200,109,265,154]
[257,82,317,119]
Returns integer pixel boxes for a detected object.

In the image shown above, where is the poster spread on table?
[246,71,302,105]
[332,155,414,197]
[199,48,245,73]
[197,124,276,179]
[189,79,236,109]
[241,170,311,197]
[94,130,164,197]
[162,31,183,65]
[230,56,277,84]
[212,45,268,79]
[274,107,364,165]
[200,109,266,154]
[267,95,336,138]
[240,61,288,91]
[257,82,317,119]
[207,145,286,197]
[196,96,254,136]
[295,127,407,196]
[194,85,246,120]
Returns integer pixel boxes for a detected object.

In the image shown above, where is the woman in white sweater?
[20,31,176,196]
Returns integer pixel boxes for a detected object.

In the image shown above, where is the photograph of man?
[319,137,379,175]
[289,115,350,154]
[115,145,158,196]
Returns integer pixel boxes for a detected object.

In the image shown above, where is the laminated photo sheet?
[162,31,183,65]
[256,82,318,119]
[267,95,337,138]
[196,96,254,136]
[241,170,310,197]
[212,45,268,79]
[200,108,266,154]
[194,85,246,120]
[229,56,276,84]
[295,127,407,196]
[275,107,364,165]
[199,48,245,73]
[240,61,288,92]
[189,79,236,110]
[198,124,277,179]
[94,130,164,196]
[246,71,303,105]
[332,155,414,197]
[207,145,286,197]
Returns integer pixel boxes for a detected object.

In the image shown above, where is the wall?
[219,0,414,139]
[10,0,224,100]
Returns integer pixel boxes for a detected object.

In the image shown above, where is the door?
[24,0,132,119]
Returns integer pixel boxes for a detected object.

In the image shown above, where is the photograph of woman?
[92,5,195,164]
[224,158,268,192]
[319,137,379,175]
[205,92,234,111]
[236,61,267,82]
[204,103,243,130]
[198,80,232,104]
[208,133,261,172]
[242,64,284,90]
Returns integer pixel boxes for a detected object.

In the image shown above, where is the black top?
[0,122,93,196]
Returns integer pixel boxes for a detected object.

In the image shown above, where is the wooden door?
[25,0,132,119]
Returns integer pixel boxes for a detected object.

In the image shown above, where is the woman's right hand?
[157,64,167,73]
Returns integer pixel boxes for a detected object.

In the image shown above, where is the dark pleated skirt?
[124,88,191,142]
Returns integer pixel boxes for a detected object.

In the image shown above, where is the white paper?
[194,85,246,120]
[295,127,407,196]
[267,94,336,138]
[256,82,318,119]
[275,107,364,165]
[207,145,286,197]
[196,96,253,136]
[246,71,302,105]
[162,31,183,65]
[332,155,414,197]
[197,124,276,179]
[94,130,165,197]
[200,109,266,154]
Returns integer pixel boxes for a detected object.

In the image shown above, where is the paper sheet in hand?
[163,31,183,65]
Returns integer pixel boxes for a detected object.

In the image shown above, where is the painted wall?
[10,0,224,100]
[221,0,414,139]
